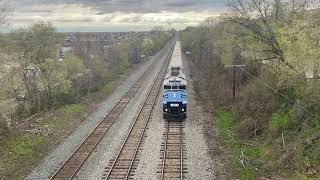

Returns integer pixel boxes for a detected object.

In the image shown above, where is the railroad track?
[102,42,173,180]
[160,121,186,180]
[49,41,174,180]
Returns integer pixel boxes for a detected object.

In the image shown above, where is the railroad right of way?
[48,40,175,180]
[26,38,175,180]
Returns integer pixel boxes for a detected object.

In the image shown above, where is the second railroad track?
[49,41,174,180]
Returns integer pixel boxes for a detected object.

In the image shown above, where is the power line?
[237,67,318,119]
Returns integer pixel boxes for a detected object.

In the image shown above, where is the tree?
[226,0,286,63]
[151,26,165,32]
[128,37,143,64]
[226,0,318,66]
[0,0,9,26]
[72,34,109,94]
[11,22,69,113]
[64,53,83,75]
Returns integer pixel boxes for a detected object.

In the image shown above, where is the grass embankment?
[0,68,130,180]
[216,107,320,180]
[217,108,267,179]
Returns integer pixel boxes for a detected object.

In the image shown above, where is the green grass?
[7,134,44,156]
[217,109,241,150]
[0,134,45,179]
[46,104,85,130]
[217,109,261,179]
[270,112,291,131]
[217,109,237,131]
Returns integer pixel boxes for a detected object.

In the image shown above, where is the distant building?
[65,33,77,42]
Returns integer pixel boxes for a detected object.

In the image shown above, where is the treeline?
[0,22,170,120]
[182,0,320,179]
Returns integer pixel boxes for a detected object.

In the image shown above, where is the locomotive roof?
[168,41,183,69]
[163,41,187,86]
[163,72,187,86]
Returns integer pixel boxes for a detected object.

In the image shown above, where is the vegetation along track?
[160,121,186,180]
[102,42,174,180]
[49,41,174,180]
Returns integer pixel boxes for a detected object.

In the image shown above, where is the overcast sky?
[6,0,228,32]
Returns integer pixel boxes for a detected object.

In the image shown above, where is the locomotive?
[162,41,187,119]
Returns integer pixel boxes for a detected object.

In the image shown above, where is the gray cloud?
[6,0,228,31]
[10,0,227,13]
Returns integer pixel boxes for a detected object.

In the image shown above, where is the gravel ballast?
[183,55,219,180]
[26,43,171,180]
[133,89,165,180]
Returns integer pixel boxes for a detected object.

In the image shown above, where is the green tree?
[64,53,83,75]
[11,22,68,113]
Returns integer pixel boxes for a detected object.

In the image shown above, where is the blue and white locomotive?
[162,41,187,119]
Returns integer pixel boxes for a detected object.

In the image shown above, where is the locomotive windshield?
[163,85,187,90]
[179,85,186,90]
[164,85,171,89]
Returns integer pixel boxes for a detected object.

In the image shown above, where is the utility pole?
[233,62,236,98]
[199,45,202,61]
[227,64,245,99]
[225,46,244,99]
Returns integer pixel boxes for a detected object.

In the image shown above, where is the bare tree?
[226,0,285,62]
[72,34,108,95]
[288,0,312,12]
[128,37,143,64]
[226,0,317,69]
[0,0,9,26]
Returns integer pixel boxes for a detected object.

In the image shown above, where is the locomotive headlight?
[165,108,168,111]
[182,108,185,112]
[170,103,179,107]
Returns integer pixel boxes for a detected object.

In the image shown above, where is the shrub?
[238,80,274,137]
[270,112,290,132]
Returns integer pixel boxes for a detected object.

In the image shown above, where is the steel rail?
[160,123,169,180]
[180,123,183,180]
[160,121,184,180]
[49,40,173,180]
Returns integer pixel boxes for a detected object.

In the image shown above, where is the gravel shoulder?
[26,44,170,180]
[184,54,227,179]
[183,55,217,180]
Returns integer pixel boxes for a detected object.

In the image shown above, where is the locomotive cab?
[162,78,187,119]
